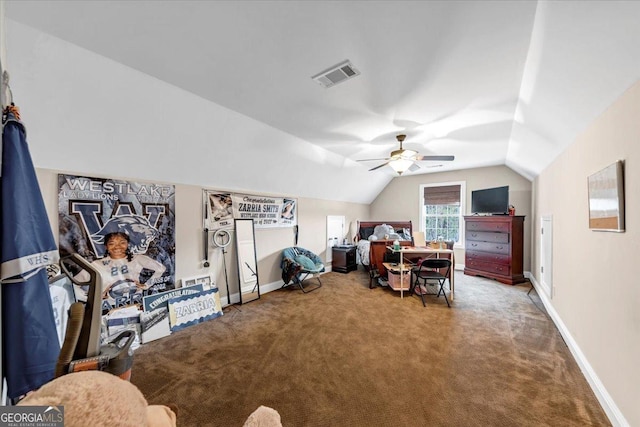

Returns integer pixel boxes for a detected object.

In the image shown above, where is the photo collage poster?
[205,190,297,229]
[58,174,176,314]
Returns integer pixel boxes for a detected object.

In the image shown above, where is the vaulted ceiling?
[5,1,640,203]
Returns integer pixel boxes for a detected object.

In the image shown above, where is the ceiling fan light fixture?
[390,148,417,158]
[389,158,414,175]
[357,133,454,174]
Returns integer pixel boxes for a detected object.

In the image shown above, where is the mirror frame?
[235,219,260,304]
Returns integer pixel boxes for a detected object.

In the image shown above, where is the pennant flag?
[1,110,60,399]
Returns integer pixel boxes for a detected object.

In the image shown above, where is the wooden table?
[386,246,455,301]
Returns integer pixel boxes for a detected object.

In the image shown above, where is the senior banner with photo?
[232,193,297,228]
[58,174,176,313]
[204,190,297,229]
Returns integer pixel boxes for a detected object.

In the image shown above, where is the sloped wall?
[6,19,389,205]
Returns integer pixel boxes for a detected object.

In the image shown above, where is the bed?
[353,221,413,288]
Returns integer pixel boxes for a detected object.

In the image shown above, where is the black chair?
[411,258,451,307]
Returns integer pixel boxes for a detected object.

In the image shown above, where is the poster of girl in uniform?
[58,174,176,313]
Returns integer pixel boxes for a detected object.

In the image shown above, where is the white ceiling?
[5,1,640,199]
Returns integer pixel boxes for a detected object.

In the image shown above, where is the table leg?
[450,253,455,301]
[400,252,404,299]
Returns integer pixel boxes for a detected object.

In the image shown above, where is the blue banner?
[1,112,60,398]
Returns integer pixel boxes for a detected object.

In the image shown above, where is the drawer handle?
[496,246,503,250]
[471,243,478,247]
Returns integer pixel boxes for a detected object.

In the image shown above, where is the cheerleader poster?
[58,174,176,313]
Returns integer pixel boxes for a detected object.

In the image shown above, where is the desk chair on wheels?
[411,258,451,307]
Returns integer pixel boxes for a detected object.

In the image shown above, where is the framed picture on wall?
[182,275,213,290]
[587,160,625,232]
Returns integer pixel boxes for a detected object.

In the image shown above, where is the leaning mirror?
[235,219,260,304]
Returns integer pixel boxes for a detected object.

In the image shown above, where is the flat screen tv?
[471,186,509,215]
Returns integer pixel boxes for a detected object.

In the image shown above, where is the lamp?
[389,158,414,175]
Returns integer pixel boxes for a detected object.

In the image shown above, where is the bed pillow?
[359,226,375,240]
[398,228,412,241]
[295,255,317,271]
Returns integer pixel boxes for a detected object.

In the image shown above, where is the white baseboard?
[526,272,628,427]
[220,271,329,308]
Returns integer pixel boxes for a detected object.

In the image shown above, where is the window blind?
[424,185,461,205]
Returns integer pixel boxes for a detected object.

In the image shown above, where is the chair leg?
[297,272,322,293]
[437,279,450,307]
[415,278,427,307]
[409,271,416,294]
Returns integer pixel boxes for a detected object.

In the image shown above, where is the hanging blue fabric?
[1,109,60,399]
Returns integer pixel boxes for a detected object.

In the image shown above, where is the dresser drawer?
[466,250,511,265]
[465,220,511,233]
[466,258,512,276]
[466,231,510,244]
[466,241,510,255]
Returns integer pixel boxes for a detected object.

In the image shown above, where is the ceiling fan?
[357,134,454,175]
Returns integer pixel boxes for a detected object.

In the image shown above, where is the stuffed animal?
[17,371,176,427]
[18,371,282,426]
[243,406,282,427]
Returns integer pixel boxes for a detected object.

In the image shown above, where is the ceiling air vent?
[311,60,360,88]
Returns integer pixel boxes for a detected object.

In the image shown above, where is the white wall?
[5,16,372,303]
[36,167,369,303]
[532,79,640,427]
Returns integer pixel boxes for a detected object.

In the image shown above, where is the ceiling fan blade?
[368,161,390,171]
[357,157,391,162]
[408,163,443,173]
[415,155,455,161]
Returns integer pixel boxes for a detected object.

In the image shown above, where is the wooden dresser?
[464,215,525,285]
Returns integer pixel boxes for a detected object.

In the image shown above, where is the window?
[420,182,465,246]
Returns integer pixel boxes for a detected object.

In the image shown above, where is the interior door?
[540,216,553,297]
[326,215,345,264]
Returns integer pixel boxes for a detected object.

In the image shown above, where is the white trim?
[539,216,553,298]
[220,270,330,307]
[526,273,628,427]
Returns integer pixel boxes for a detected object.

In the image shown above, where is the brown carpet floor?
[130,270,610,427]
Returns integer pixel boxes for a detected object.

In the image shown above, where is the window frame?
[419,181,466,249]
